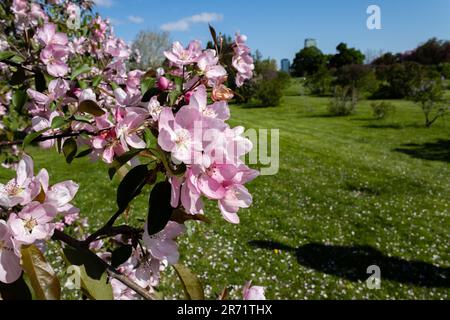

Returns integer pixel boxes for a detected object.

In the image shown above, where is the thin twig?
[0,128,112,148]
[52,229,154,300]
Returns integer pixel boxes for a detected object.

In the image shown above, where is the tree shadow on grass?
[394,139,450,163]
[248,241,450,288]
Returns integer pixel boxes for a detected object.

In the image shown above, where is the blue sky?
[94,0,450,64]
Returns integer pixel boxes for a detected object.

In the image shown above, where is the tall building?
[304,38,317,48]
[280,58,290,73]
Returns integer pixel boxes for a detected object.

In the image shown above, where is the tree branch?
[52,229,154,300]
[0,128,111,148]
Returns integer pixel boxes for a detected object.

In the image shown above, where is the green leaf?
[0,274,32,300]
[63,138,77,164]
[0,51,16,62]
[92,75,102,87]
[51,116,66,129]
[22,130,44,149]
[78,79,88,89]
[10,67,26,86]
[111,245,133,268]
[108,149,142,180]
[71,64,91,80]
[141,77,155,96]
[78,100,105,116]
[63,246,113,300]
[169,89,181,106]
[75,148,93,159]
[12,89,27,111]
[21,244,61,300]
[116,164,149,209]
[147,181,173,236]
[208,24,219,50]
[173,263,204,300]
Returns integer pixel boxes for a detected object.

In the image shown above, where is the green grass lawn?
[1,90,449,299]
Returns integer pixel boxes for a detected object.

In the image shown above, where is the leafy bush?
[373,62,426,99]
[253,72,289,107]
[409,78,448,127]
[335,64,378,98]
[328,86,357,116]
[370,101,396,120]
[305,66,334,96]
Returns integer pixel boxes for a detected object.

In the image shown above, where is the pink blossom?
[0,154,40,208]
[40,44,69,77]
[0,220,22,284]
[158,106,203,164]
[188,85,230,121]
[232,33,254,87]
[218,184,252,224]
[142,221,185,265]
[116,108,148,149]
[114,88,141,107]
[243,281,266,300]
[45,181,79,214]
[30,3,48,26]
[144,96,163,121]
[164,40,202,66]
[8,202,57,245]
[27,78,69,111]
[68,36,86,55]
[36,23,68,47]
[197,49,227,86]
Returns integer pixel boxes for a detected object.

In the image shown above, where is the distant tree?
[405,38,450,65]
[373,62,426,99]
[371,52,400,66]
[252,57,290,106]
[364,49,384,64]
[329,43,365,69]
[409,71,448,127]
[334,64,378,98]
[131,30,171,70]
[291,46,326,76]
[305,65,334,96]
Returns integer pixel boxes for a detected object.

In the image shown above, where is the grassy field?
[0,84,449,299]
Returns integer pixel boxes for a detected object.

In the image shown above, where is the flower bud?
[212,85,234,101]
[184,91,193,104]
[157,76,171,90]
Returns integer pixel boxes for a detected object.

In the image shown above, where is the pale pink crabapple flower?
[242,281,266,300]
[0,154,40,208]
[232,33,255,87]
[164,40,202,66]
[142,221,186,265]
[8,201,57,245]
[0,220,22,284]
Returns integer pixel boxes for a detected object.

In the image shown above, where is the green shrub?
[328,86,357,116]
[370,101,396,119]
[253,76,285,107]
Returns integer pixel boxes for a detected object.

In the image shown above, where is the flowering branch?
[52,230,154,300]
[0,128,111,148]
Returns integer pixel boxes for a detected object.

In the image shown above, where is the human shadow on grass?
[394,139,450,163]
[248,241,450,288]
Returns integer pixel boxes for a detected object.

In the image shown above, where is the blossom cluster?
[0,154,79,283]
[0,0,264,300]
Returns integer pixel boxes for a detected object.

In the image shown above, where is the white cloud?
[128,15,144,24]
[108,17,123,26]
[160,12,223,32]
[94,0,115,8]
